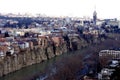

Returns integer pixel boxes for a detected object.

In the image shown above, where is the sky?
[0,0,120,19]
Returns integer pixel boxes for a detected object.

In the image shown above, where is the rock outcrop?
[0,35,87,77]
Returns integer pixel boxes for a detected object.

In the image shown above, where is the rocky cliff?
[0,35,87,77]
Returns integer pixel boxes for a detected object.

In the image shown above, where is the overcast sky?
[0,0,119,19]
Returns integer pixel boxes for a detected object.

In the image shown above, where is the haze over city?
[0,0,120,19]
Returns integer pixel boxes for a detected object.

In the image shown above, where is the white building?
[99,50,120,59]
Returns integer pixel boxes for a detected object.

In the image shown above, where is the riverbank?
[38,38,120,80]
[0,35,88,77]
[0,42,94,80]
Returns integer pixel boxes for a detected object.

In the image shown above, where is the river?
[0,49,82,80]
[0,34,118,80]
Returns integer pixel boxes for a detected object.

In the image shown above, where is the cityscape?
[0,0,120,80]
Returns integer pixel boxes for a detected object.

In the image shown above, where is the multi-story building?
[99,50,120,59]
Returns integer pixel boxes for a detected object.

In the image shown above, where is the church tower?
[93,10,97,25]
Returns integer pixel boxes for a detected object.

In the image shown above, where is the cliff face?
[0,36,87,77]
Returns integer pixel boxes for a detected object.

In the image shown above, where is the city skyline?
[0,0,120,19]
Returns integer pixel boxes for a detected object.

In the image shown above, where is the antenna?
[94,5,96,11]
